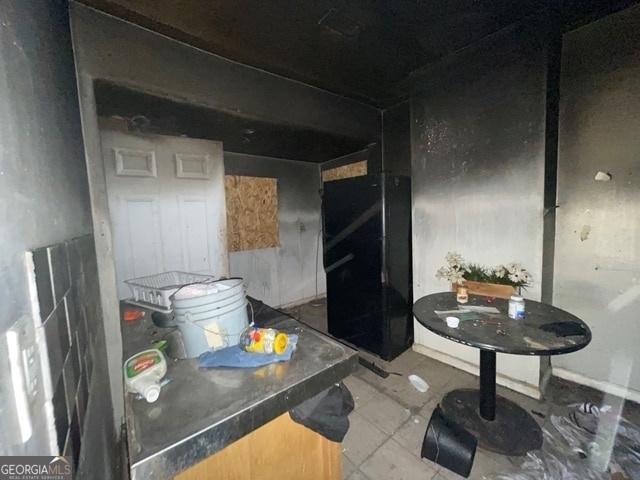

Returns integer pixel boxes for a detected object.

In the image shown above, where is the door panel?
[101,131,228,299]
[179,196,212,273]
[121,195,164,282]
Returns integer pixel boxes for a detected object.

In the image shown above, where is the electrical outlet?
[22,343,39,398]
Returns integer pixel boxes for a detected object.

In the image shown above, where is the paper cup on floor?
[445,316,460,328]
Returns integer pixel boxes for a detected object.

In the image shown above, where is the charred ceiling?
[94,81,372,162]
[77,0,639,108]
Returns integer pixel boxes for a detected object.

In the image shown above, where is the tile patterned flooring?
[341,349,519,480]
[283,300,639,480]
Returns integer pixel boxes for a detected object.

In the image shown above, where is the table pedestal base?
[440,389,543,456]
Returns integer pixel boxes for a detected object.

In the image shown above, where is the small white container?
[446,316,460,328]
[408,375,430,393]
[508,295,526,321]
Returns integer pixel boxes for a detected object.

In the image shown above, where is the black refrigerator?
[322,173,413,361]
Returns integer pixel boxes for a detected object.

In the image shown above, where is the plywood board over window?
[322,160,367,182]
[225,175,279,252]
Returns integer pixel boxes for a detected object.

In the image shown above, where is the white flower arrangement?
[435,251,532,288]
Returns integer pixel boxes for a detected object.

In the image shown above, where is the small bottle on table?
[508,295,526,320]
[456,285,469,304]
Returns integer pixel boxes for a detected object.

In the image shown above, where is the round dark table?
[413,292,591,455]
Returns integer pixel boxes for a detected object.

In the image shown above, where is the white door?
[100,131,228,299]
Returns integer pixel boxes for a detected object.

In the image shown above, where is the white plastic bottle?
[124,349,167,403]
[508,295,526,321]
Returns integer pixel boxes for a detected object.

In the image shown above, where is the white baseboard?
[277,294,326,310]
[412,344,541,400]
[552,367,640,403]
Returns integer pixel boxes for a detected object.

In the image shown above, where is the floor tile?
[431,474,449,480]
[343,375,379,410]
[437,449,513,480]
[442,368,478,392]
[343,412,389,466]
[416,357,466,394]
[391,414,429,459]
[419,395,441,420]
[385,349,427,375]
[342,454,357,478]
[291,299,640,480]
[353,363,395,392]
[358,392,411,435]
[347,470,370,480]
[383,372,439,410]
[360,437,439,480]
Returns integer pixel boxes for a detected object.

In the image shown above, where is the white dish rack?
[124,271,216,312]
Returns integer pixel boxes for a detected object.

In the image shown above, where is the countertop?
[122,298,358,480]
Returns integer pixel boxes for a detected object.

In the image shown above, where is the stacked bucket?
[170,278,249,358]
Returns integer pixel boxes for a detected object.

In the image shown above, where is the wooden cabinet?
[175,413,342,480]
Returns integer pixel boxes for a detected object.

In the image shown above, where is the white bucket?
[171,278,249,358]
[172,278,245,306]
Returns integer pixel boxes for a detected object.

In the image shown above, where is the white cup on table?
[446,316,460,328]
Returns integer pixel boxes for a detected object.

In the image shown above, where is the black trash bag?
[289,382,355,442]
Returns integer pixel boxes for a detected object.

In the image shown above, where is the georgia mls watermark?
[0,456,72,480]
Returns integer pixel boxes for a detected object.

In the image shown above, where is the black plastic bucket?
[421,406,477,478]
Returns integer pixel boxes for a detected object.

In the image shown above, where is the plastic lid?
[273,333,289,355]
[510,295,524,301]
[144,383,161,403]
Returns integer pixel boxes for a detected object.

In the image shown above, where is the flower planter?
[451,281,516,299]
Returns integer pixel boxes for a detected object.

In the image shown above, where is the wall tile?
[63,432,72,457]
[76,324,87,377]
[69,407,81,469]
[77,311,88,347]
[58,303,71,358]
[84,347,93,389]
[70,337,81,377]
[52,375,68,454]
[76,373,88,432]
[44,304,68,384]
[65,291,80,337]
[32,247,54,320]
[63,352,79,417]
[34,234,103,469]
[48,243,70,304]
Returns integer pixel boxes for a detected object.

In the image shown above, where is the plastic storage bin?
[124,271,215,312]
